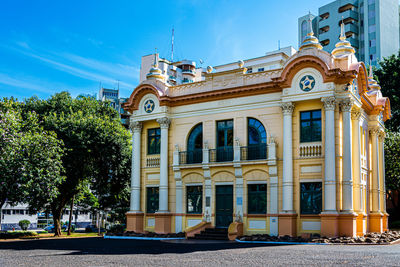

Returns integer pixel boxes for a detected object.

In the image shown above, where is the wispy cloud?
[0,73,54,94]
[5,42,139,90]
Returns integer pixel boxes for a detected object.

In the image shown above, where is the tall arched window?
[186,123,203,163]
[247,118,267,160]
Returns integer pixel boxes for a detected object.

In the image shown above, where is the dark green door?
[215,185,233,228]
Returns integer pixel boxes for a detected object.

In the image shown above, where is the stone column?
[339,99,357,237]
[126,120,144,233]
[369,126,383,232]
[157,117,171,212]
[279,102,296,236]
[155,117,171,233]
[340,99,354,212]
[351,108,365,236]
[320,97,339,237]
[379,131,388,231]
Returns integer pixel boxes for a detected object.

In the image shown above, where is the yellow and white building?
[123,23,391,238]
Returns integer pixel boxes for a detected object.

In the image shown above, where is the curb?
[235,239,329,245]
[104,235,186,241]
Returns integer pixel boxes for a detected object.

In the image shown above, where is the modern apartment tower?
[299,0,400,65]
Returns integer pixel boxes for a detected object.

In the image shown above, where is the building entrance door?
[215,185,233,228]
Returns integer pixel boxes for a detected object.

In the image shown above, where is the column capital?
[378,131,386,141]
[280,102,295,115]
[351,109,362,121]
[369,126,380,136]
[340,98,354,112]
[129,121,142,132]
[321,96,336,111]
[156,117,171,129]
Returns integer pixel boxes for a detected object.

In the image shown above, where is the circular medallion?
[299,75,316,92]
[144,99,155,113]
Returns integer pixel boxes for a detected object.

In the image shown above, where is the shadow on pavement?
[0,237,293,255]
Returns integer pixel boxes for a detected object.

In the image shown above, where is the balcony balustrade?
[240,144,268,161]
[209,146,234,162]
[146,157,160,167]
[299,142,323,158]
[179,149,203,164]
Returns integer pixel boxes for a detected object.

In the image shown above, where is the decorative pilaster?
[320,96,339,237]
[351,109,362,213]
[154,117,171,234]
[340,99,354,212]
[268,138,278,236]
[126,120,144,233]
[129,121,143,212]
[156,117,171,213]
[369,126,383,233]
[280,102,295,213]
[378,131,388,231]
[339,99,357,237]
[279,102,296,237]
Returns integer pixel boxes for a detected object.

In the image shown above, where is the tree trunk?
[98,211,101,236]
[67,196,74,236]
[0,199,5,232]
[52,208,63,237]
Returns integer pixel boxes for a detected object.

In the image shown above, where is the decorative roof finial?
[339,16,346,41]
[153,48,158,68]
[299,12,323,51]
[331,18,356,58]
[367,62,381,90]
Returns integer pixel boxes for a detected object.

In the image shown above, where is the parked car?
[44,224,75,233]
[85,224,105,233]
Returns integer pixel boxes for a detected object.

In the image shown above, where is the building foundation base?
[339,212,357,237]
[382,213,389,232]
[126,212,144,233]
[278,213,297,237]
[155,212,172,234]
[356,213,367,236]
[369,212,384,233]
[320,213,339,237]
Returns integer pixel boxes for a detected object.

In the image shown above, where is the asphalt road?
[0,237,399,266]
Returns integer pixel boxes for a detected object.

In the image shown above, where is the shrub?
[0,231,37,239]
[107,224,125,234]
[18,220,30,231]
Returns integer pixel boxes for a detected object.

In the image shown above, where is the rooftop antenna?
[171,27,174,62]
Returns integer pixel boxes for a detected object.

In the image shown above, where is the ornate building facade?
[123,23,391,237]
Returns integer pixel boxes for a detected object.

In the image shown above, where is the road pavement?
[0,237,399,266]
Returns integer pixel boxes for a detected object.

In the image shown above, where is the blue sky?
[0,0,333,100]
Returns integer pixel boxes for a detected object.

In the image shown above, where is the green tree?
[0,98,64,226]
[25,92,131,236]
[384,131,400,220]
[374,51,400,131]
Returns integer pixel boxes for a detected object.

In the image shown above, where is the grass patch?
[0,231,38,239]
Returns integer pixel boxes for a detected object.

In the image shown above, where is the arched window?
[186,123,203,163]
[247,118,267,160]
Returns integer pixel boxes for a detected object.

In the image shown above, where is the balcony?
[146,157,160,167]
[299,142,323,158]
[182,69,195,76]
[240,144,267,161]
[179,149,203,164]
[344,23,358,35]
[209,146,234,162]
[340,10,359,22]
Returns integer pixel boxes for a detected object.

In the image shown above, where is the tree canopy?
[374,51,400,132]
[24,92,131,236]
[0,98,64,215]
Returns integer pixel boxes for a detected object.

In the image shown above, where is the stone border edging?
[235,239,329,245]
[104,235,186,241]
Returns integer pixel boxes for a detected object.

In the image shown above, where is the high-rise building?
[98,87,130,128]
[298,0,400,66]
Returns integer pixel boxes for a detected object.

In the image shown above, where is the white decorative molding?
[147,218,155,227]
[321,96,336,111]
[156,117,171,129]
[129,121,142,132]
[147,173,160,180]
[302,221,321,231]
[300,165,322,174]
[187,219,202,228]
[248,220,266,229]
[280,102,295,115]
